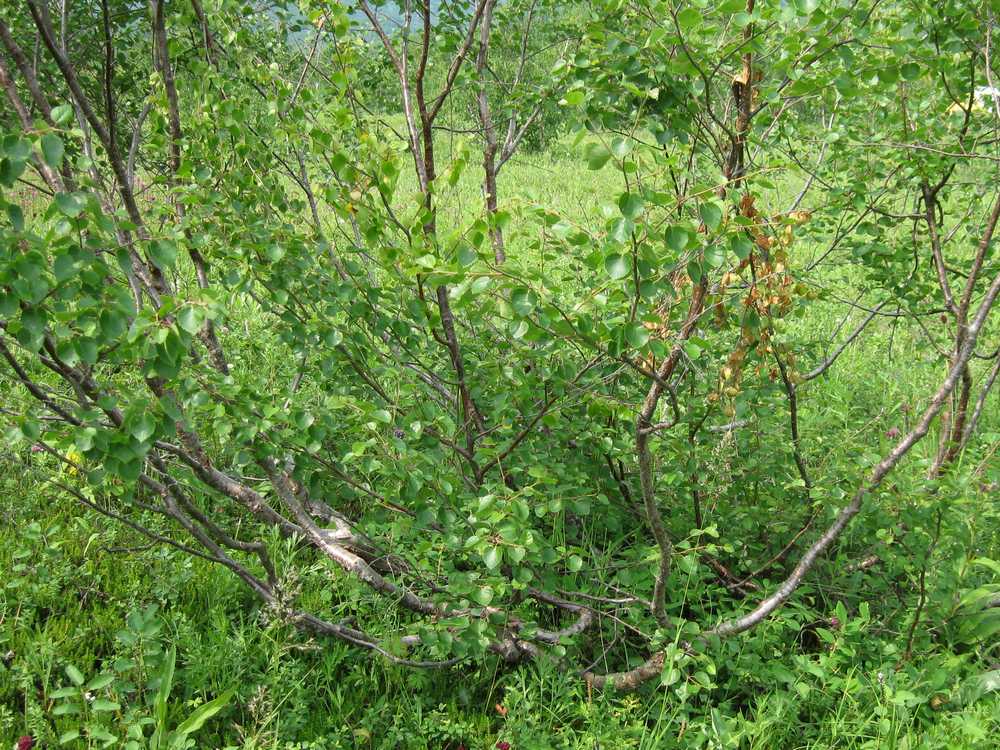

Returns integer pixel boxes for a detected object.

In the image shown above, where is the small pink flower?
[497,743,511,750]
[885,427,900,439]
[30,444,44,453]
[16,736,35,750]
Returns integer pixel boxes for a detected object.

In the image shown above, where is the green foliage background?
[2,0,1000,747]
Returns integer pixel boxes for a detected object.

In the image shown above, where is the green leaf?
[705,244,726,268]
[625,322,649,348]
[55,192,85,218]
[684,340,703,359]
[54,252,77,282]
[20,417,40,441]
[666,226,689,253]
[86,673,116,691]
[149,240,177,270]
[77,338,98,365]
[605,253,629,280]
[687,259,703,284]
[92,698,121,712]
[661,667,681,686]
[131,414,156,443]
[731,235,753,260]
[51,103,74,125]
[177,306,203,334]
[470,276,492,296]
[0,156,27,188]
[483,546,501,570]
[59,730,81,745]
[7,204,24,232]
[700,201,723,231]
[173,689,234,736]
[959,670,1000,707]
[20,308,46,338]
[90,727,116,743]
[474,586,494,606]
[100,309,126,341]
[511,287,536,316]
[457,243,477,267]
[609,218,632,244]
[584,142,611,170]
[415,253,438,269]
[41,134,64,168]
[5,138,31,160]
[677,8,702,32]
[972,558,1000,576]
[152,646,176,750]
[610,137,631,159]
[618,192,644,220]
[567,554,583,572]
[66,664,85,686]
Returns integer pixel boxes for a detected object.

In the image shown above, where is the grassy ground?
[2,491,997,749]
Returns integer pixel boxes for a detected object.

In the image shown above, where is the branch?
[427,0,490,123]
[636,281,707,626]
[921,183,958,315]
[150,0,229,373]
[803,301,888,381]
[772,348,811,490]
[709,261,1000,639]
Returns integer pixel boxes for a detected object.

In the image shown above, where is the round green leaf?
[677,8,702,32]
[177,306,204,334]
[618,192,644,220]
[130,414,156,443]
[700,202,723,231]
[605,253,629,280]
[584,142,611,170]
[705,244,727,268]
[41,134,64,168]
[731,235,753,260]
[55,192,85,218]
[149,240,177,269]
[666,226,689,253]
[625,322,650,348]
